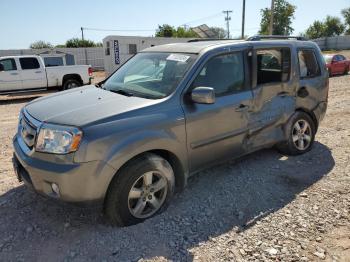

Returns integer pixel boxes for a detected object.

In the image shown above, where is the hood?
[25,86,158,126]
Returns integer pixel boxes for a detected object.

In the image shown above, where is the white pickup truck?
[0,55,93,93]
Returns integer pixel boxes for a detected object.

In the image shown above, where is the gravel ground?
[0,74,349,261]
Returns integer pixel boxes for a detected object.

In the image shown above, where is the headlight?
[35,124,82,154]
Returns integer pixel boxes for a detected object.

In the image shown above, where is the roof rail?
[246,35,307,41]
[187,38,240,42]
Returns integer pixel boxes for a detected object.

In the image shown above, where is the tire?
[104,153,175,226]
[62,79,81,90]
[344,66,349,75]
[277,111,316,156]
[328,68,332,77]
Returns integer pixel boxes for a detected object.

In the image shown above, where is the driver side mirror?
[191,87,215,104]
[0,64,4,72]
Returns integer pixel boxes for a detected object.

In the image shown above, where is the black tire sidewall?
[104,153,175,226]
[63,79,81,90]
[284,112,316,155]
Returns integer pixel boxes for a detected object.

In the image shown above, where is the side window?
[191,52,245,96]
[0,58,17,71]
[43,57,64,67]
[339,55,345,61]
[19,58,40,70]
[298,49,320,79]
[256,48,291,85]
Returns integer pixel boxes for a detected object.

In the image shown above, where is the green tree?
[65,38,99,48]
[209,27,227,39]
[30,40,53,49]
[305,20,326,39]
[259,0,296,35]
[155,24,198,38]
[341,7,350,34]
[323,16,345,37]
[155,24,176,37]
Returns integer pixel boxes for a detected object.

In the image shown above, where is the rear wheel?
[104,153,175,226]
[344,66,349,75]
[277,112,316,155]
[62,79,81,90]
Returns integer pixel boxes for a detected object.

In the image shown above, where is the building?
[103,35,193,75]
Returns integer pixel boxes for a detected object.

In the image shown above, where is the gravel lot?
[0,73,349,261]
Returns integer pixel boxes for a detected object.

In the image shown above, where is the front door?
[19,57,46,89]
[0,58,22,91]
[183,51,253,172]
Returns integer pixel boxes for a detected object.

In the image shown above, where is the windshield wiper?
[107,89,134,97]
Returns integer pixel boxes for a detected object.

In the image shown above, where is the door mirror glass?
[191,87,215,104]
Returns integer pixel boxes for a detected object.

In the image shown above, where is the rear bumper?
[12,135,115,205]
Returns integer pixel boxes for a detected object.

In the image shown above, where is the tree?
[209,27,227,39]
[259,0,296,35]
[305,20,326,39]
[341,7,350,34]
[323,16,345,37]
[156,24,176,37]
[155,24,198,38]
[65,38,100,48]
[30,40,53,49]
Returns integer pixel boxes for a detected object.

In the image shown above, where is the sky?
[0,0,349,49]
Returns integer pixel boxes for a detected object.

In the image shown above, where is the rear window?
[298,49,320,78]
[19,58,40,70]
[43,57,64,67]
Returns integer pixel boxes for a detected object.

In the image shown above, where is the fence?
[0,47,104,70]
[313,35,350,50]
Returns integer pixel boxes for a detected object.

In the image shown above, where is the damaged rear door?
[247,44,296,151]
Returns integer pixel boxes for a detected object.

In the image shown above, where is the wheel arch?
[295,107,318,132]
[62,74,83,86]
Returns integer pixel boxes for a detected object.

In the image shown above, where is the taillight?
[88,67,93,76]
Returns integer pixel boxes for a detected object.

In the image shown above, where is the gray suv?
[13,36,328,226]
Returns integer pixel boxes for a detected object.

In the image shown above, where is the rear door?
[0,58,22,91]
[19,57,47,89]
[182,49,254,172]
[248,45,295,150]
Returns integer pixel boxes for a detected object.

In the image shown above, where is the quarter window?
[298,49,320,78]
[19,58,40,70]
[0,58,17,71]
[191,52,246,96]
[256,48,291,85]
[129,44,137,55]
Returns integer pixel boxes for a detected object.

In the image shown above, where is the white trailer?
[103,35,193,75]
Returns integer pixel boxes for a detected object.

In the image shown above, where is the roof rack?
[187,38,240,42]
[246,35,307,41]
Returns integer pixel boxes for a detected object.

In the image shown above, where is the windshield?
[323,55,333,63]
[103,52,197,99]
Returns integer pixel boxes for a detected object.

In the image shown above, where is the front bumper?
[12,135,116,204]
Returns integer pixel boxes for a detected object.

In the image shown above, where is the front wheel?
[277,112,316,155]
[104,153,175,226]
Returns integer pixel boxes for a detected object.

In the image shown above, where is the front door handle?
[35,71,42,74]
[10,72,19,75]
[235,104,249,112]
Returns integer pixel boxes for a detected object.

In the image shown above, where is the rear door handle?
[235,104,249,112]
[35,71,42,74]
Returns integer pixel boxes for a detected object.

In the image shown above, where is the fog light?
[51,183,60,196]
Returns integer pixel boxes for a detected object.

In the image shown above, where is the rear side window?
[19,58,40,70]
[191,52,246,96]
[0,58,17,71]
[43,57,64,67]
[298,49,320,78]
[256,48,291,85]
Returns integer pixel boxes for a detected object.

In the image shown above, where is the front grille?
[19,111,40,149]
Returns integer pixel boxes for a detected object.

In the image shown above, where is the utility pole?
[268,0,275,35]
[241,0,246,39]
[223,10,233,39]
[81,27,85,41]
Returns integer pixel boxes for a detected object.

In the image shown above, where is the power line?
[223,10,233,38]
[180,12,222,27]
[82,27,155,32]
